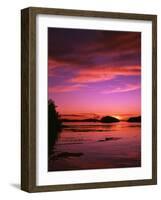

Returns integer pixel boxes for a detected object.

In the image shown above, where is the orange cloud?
[70,65,141,83]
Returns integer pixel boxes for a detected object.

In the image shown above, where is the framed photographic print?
[21,7,157,192]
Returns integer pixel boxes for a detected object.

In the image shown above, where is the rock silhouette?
[48,99,62,156]
[100,116,120,123]
[97,137,121,142]
[127,116,141,122]
[56,152,84,159]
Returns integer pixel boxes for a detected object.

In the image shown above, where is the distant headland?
[62,115,141,123]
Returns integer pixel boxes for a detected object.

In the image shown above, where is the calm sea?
[48,121,141,171]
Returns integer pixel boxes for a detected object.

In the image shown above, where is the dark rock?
[57,152,84,158]
[100,116,120,123]
[127,116,141,122]
[97,137,121,142]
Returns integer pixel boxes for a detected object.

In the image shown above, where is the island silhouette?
[100,116,120,123]
[127,116,141,122]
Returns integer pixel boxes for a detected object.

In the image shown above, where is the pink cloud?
[70,65,141,83]
[102,83,140,94]
[49,84,86,93]
[48,59,64,68]
[48,59,69,76]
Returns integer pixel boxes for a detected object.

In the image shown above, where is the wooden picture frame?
[21,7,157,192]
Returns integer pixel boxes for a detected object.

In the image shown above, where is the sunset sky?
[48,28,141,120]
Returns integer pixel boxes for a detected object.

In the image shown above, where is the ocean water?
[48,121,141,171]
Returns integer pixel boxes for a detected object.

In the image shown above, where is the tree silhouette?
[48,99,62,156]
